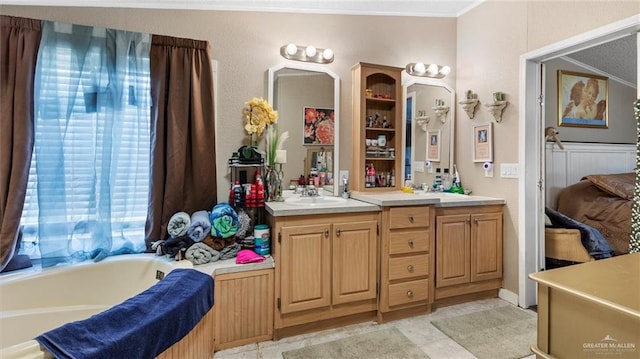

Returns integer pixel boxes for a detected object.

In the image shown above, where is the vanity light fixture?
[280,43,334,64]
[405,62,451,78]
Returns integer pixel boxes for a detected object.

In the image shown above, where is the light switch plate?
[413,161,425,173]
[500,163,519,178]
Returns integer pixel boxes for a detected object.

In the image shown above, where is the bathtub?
[0,254,213,359]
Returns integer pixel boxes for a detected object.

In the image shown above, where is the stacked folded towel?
[188,210,211,242]
[185,243,220,265]
[167,212,190,238]
[210,203,239,239]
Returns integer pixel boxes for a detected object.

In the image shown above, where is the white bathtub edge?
[0,340,52,359]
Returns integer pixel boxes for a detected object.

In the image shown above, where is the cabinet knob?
[336,229,341,237]
[474,218,479,224]
[466,218,471,224]
[408,215,414,223]
[408,240,414,247]
[406,290,414,298]
[407,265,414,272]
[324,229,329,238]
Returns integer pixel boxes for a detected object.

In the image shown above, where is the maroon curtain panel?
[146,35,217,246]
[0,16,41,271]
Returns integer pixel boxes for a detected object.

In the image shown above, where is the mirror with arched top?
[403,75,455,187]
[268,63,340,196]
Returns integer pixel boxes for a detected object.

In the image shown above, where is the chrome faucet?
[298,185,319,197]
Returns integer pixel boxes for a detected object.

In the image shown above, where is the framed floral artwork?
[472,122,492,162]
[557,70,608,128]
[303,107,335,145]
[426,130,441,162]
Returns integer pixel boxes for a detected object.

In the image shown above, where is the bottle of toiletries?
[442,168,452,191]
[434,168,442,190]
[390,170,395,187]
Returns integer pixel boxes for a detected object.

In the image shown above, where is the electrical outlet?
[339,170,349,181]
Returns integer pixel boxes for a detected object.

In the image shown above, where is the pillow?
[582,173,634,200]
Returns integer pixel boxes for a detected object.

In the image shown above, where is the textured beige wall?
[457,0,638,295]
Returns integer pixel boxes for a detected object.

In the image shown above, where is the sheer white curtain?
[21,21,151,267]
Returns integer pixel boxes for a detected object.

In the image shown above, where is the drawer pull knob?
[336,229,341,237]
[407,290,414,298]
[409,215,414,223]
[324,229,329,238]
[408,240,414,247]
[407,265,414,272]
[474,218,479,224]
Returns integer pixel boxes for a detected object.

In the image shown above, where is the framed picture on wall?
[557,70,608,128]
[472,123,492,162]
[426,130,441,161]
[303,107,335,145]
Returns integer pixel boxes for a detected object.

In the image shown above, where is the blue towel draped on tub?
[36,269,214,359]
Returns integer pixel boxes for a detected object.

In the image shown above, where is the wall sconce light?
[280,43,334,64]
[405,62,451,78]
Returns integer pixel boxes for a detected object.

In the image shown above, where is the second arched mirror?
[268,63,340,196]
[402,75,455,187]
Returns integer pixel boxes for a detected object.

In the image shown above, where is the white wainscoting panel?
[545,142,635,208]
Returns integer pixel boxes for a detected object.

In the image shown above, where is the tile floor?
[213,298,537,359]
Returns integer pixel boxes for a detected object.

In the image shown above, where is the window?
[20,23,151,264]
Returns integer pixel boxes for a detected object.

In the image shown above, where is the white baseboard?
[499,288,519,306]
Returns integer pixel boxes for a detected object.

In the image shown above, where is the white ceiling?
[565,33,637,87]
[3,0,485,17]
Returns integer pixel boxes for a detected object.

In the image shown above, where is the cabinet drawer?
[389,230,429,254]
[388,254,429,281]
[387,279,429,307]
[389,207,430,229]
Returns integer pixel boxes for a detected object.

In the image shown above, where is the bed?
[545,172,632,265]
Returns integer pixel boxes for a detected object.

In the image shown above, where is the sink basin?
[283,196,347,207]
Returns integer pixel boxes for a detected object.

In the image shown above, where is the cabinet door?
[332,221,378,305]
[436,214,470,287]
[280,224,331,314]
[470,213,503,282]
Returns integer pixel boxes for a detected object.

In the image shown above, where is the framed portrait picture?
[557,70,608,128]
[303,107,335,145]
[426,130,441,161]
[472,123,492,162]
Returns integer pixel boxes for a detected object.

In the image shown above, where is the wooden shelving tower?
[352,62,403,192]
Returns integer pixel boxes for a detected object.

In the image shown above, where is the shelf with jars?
[352,62,402,191]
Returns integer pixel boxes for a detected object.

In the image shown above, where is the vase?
[266,165,283,202]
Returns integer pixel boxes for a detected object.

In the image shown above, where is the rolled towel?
[220,243,241,260]
[162,234,195,258]
[209,203,239,239]
[185,243,220,265]
[188,210,211,242]
[167,212,191,238]
[203,235,226,251]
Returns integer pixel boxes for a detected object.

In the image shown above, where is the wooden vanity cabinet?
[214,269,274,351]
[269,212,379,336]
[434,205,503,303]
[352,62,402,192]
[378,205,435,322]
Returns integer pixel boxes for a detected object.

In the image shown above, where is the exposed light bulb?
[427,64,439,75]
[414,62,426,74]
[305,45,317,57]
[285,43,297,56]
[439,66,451,75]
[322,48,334,61]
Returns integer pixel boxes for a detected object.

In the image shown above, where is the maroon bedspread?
[556,173,633,255]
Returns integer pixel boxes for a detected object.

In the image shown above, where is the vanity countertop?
[193,256,275,277]
[350,191,504,207]
[266,197,380,217]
